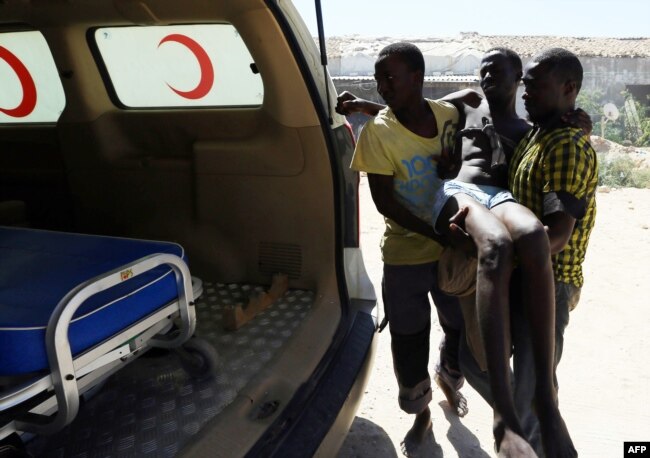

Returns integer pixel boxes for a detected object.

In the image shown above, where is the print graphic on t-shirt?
[395,153,440,223]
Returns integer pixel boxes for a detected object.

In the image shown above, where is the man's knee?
[476,232,513,273]
[513,220,550,268]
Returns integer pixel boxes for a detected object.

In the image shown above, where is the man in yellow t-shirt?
[349,42,464,453]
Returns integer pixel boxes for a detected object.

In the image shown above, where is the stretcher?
[0,226,203,440]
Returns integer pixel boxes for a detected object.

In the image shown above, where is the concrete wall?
[332,55,650,132]
[329,53,483,77]
[331,53,650,103]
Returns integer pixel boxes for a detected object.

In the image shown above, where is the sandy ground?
[338,177,650,458]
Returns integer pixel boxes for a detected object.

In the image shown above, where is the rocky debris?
[591,135,650,168]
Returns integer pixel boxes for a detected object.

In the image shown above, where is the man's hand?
[336,91,384,117]
[437,147,459,179]
[446,207,476,256]
[562,108,593,136]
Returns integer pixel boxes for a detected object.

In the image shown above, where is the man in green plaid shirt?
[509,46,597,333]
[505,47,598,458]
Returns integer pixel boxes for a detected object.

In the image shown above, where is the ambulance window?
[93,24,264,108]
[0,30,66,124]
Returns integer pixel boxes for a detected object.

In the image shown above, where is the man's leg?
[553,281,580,387]
[456,290,493,406]
[458,321,493,398]
[510,268,544,456]
[457,275,540,455]
[494,201,577,458]
[429,261,469,417]
[511,273,578,457]
[436,194,534,455]
[383,263,436,454]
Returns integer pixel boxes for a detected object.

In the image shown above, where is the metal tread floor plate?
[26,281,314,457]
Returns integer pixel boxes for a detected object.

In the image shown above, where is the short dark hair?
[378,42,425,74]
[531,47,583,91]
[484,47,522,73]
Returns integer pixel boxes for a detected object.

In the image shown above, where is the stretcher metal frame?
[0,253,199,438]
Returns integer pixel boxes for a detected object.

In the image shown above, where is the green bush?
[577,90,650,147]
[598,153,650,188]
[634,168,650,188]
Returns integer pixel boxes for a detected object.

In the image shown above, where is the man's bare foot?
[434,372,468,417]
[496,427,538,458]
[536,399,578,458]
[400,407,432,457]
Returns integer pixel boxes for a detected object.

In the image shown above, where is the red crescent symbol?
[158,34,214,100]
[0,46,37,118]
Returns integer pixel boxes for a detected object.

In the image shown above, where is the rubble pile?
[591,135,650,168]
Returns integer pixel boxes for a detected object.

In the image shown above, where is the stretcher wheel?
[177,337,219,379]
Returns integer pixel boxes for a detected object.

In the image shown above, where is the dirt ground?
[338,177,650,458]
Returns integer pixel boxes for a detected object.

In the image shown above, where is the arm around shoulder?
[336,91,385,117]
[440,89,482,111]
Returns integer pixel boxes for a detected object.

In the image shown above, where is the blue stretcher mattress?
[0,227,187,376]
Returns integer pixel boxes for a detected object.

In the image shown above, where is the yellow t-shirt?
[351,99,458,265]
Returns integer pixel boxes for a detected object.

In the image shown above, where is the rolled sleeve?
[543,191,586,219]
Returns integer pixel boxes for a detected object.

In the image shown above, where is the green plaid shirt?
[509,126,598,287]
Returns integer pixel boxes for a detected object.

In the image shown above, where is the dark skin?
[339,50,585,458]
[523,60,580,255]
[338,54,586,258]
[438,52,544,458]
[441,51,531,185]
[516,59,584,458]
[363,52,466,456]
[339,56,586,255]
[366,53,465,248]
[348,50,536,457]
[442,55,580,257]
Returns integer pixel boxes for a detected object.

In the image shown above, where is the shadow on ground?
[439,401,491,458]
[338,405,492,457]
[338,416,444,458]
[337,416,398,458]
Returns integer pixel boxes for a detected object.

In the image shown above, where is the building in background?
[328,33,650,139]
